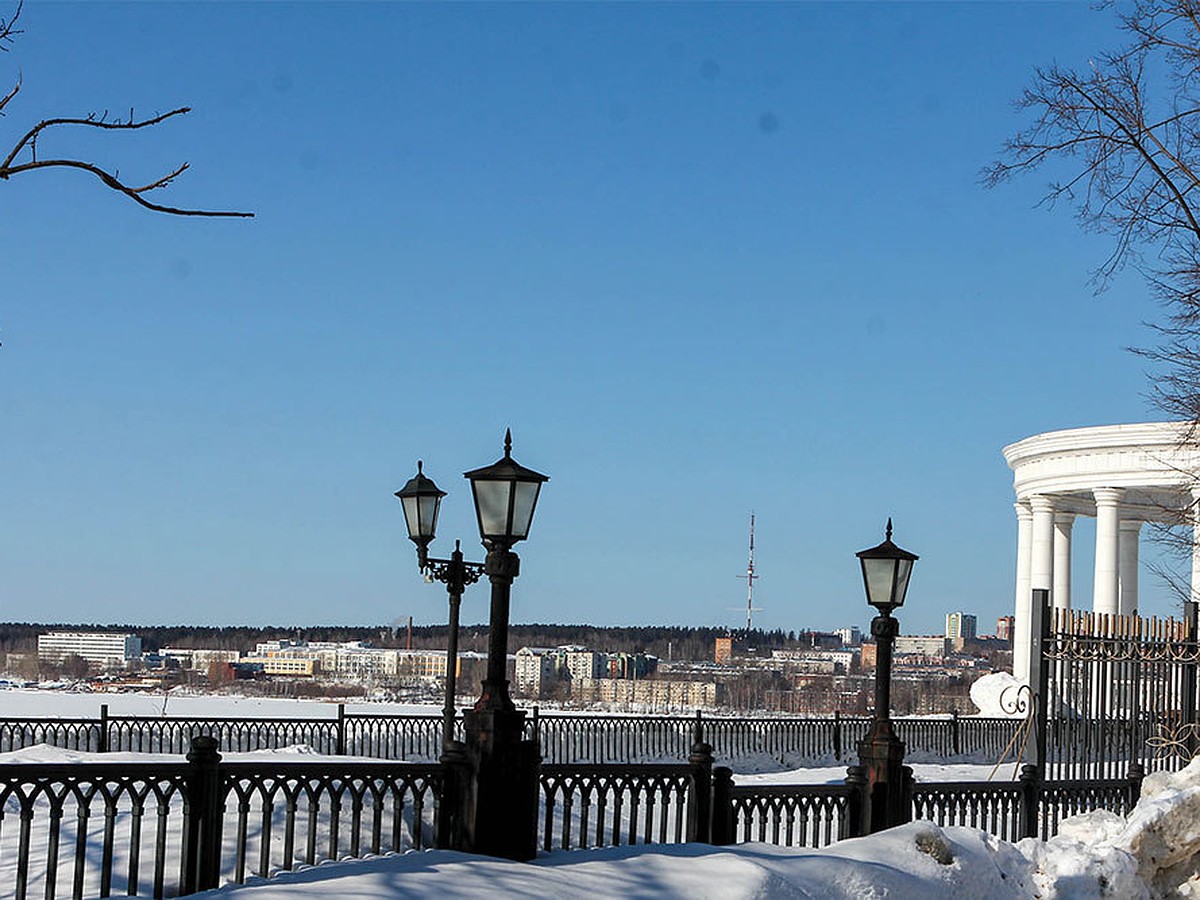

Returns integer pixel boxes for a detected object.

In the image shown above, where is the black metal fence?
[0,735,1152,898]
[0,705,1023,766]
[1039,599,1200,778]
[0,738,441,900]
[539,763,697,851]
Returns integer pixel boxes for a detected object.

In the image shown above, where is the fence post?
[950,709,960,757]
[833,711,842,762]
[436,741,475,852]
[1184,602,1198,760]
[687,738,714,843]
[1018,763,1040,840]
[531,706,539,742]
[1127,761,1145,811]
[336,704,346,756]
[711,766,734,845]
[1031,588,1052,774]
[902,765,914,825]
[182,736,224,894]
[844,765,868,839]
[98,703,109,753]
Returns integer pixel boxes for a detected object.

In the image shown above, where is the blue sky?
[0,2,1175,636]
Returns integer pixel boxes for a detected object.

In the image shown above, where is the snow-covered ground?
[0,686,437,719]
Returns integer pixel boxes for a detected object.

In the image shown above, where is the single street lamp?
[396,429,548,860]
[462,429,548,715]
[395,462,484,752]
[855,518,918,833]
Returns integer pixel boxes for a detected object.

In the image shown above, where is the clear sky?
[0,2,1177,637]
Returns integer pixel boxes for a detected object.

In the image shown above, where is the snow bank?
[1023,757,1200,898]
[969,672,1025,718]
[189,822,1034,899]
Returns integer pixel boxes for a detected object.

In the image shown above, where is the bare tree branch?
[987,0,1200,595]
[0,0,22,50]
[0,2,252,218]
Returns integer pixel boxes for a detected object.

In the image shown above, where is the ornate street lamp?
[395,463,484,753]
[396,429,548,861]
[463,429,548,716]
[857,518,918,615]
[395,461,446,569]
[855,518,918,833]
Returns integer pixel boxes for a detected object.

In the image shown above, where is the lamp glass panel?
[862,557,897,610]
[401,495,422,540]
[892,558,913,608]
[508,482,542,539]
[418,494,441,539]
[472,479,514,539]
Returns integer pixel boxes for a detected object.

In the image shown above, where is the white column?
[1119,519,1141,615]
[1093,488,1124,617]
[1030,496,1056,594]
[1013,501,1034,684]
[1053,513,1074,611]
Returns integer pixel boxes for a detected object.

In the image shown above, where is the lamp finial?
[886,518,893,541]
[417,460,423,474]
[504,428,513,458]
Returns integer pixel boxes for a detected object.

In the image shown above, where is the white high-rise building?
[945,612,977,641]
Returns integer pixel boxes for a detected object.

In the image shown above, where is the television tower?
[736,513,763,631]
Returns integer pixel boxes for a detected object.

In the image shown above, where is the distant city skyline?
[0,3,1180,637]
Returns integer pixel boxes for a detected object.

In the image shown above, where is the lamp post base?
[857,725,911,833]
[463,706,540,861]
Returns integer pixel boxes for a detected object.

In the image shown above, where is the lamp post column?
[475,547,520,715]
[441,545,468,750]
[462,544,538,861]
[858,611,908,833]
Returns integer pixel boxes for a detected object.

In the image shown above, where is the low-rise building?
[37,632,142,670]
[894,636,949,659]
[572,677,722,709]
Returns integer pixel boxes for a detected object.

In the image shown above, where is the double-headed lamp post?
[395,429,548,860]
[855,518,918,833]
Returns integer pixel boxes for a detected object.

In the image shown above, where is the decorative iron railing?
[1041,601,1200,779]
[539,763,695,851]
[724,780,859,848]
[0,731,1153,899]
[0,719,101,754]
[911,780,1025,842]
[219,760,440,883]
[0,706,1025,766]
[1037,775,1140,840]
[0,742,441,900]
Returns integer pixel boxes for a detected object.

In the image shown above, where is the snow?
[0,686,439,719]
[969,672,1026,718]
[186,824,1036,900]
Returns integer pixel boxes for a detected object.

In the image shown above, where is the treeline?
[0,622,805,663]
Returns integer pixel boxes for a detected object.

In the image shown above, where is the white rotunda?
[1004,421,1200,684]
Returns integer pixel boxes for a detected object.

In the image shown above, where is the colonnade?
[1003,422,1200,686]
[1010,490,1145,683]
